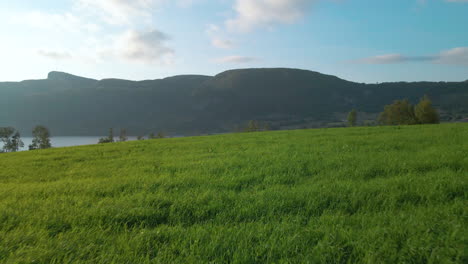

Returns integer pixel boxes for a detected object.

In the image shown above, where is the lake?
[2,136,140,151]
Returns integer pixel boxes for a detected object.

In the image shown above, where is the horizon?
[5,67,468,84]
[1,0,467,83]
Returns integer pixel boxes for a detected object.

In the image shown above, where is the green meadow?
[0,124,467,263]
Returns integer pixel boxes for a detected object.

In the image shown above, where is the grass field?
[0,124,467,263]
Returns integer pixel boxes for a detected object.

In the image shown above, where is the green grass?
[0,124,467,263]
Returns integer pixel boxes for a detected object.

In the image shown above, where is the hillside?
[1,68,467,136]
[0,124,466,263]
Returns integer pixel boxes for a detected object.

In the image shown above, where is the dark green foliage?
[109,128,114,141]
[1,69,467,136]
[347,109,357,127]
[119,129,128,142]
[415,95,440,124]
[245,120,260,132]
[363,120,376,126]
[0,127,15,152]
[0,124,466,263]
[98,128,114,144]
[379,96,441,126]
[0,127,23,152]
[378,99,417,125]
[156,132,165,139]
[29,125,52,150]
[98,138,111,144]
[148,132,165,139]
[245,120,271,132]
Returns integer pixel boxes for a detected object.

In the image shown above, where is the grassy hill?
[0,124,467,263]
[1,68,467,136]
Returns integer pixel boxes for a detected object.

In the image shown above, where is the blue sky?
[0,0,467,82]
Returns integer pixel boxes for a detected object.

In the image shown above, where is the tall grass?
[0,124,466,263]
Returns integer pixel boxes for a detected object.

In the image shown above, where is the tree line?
[98,128,165,144]
[347,95,439,127]
[0,95,442,153]
[0,125,51,153]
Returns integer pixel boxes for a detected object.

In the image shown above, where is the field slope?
[0,124,467,263]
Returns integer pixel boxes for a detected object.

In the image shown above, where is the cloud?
[74,0,163,25]
[206,24,235,49]
[211,38,235,49]
[114,29,174,64]
[355,47,468,66]
[434,47,468,65]
[10,3,175,65]
[10,11,100,33]
[357,54,432,64]
[37,50,72,60]
[214,55,258,64]
[177,0,203,8]
[226,0,314,32]
[419,0,468,4]
[73,0,202,25]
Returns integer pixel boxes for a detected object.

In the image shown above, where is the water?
[2,136,140,151]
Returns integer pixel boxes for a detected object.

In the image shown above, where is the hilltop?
[0,124,466,262]
[0,68,467,135]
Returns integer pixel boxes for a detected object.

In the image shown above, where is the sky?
[0,0,467,83]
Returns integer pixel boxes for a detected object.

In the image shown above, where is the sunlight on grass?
[0,124,467,263]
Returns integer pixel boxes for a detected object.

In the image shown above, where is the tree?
[415,95,439,124]
[119,128,128,142]
[98,128,114,144]
[148,133,156,139]
[137,135,145,140]
[156,132,165,139]
[29,125,52,150]
[347,109,357,127]
[0,127,24,153]
[107,128,114,142]
[10,131,24,152]
[378,99,417,125]
[246,120,259,132]
[0,127,14,153]
[363,120,376,126]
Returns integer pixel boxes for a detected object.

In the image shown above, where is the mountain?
[1,68,467,136]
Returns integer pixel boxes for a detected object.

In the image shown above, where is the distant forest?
[1,68,467,136]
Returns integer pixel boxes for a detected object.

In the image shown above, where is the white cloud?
[419,0,468,4]
[435,47,468,65]
[177,0,203,8]
[226,0,314,32]
[10,11,100,33]
[355,47,468,66]
[214,55,258,64]
[9,1,176,65]
[211,38,235,49]
[113,29,174,64]
[357,54,432,64]
[358,54,407,64]
[73,0,201,25]
[205,24,235,49]
[74,0,162,25]
[37,50,72,60]
[225,0,461,34]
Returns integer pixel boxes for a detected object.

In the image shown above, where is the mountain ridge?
[2,68,465,85]
[1,68,467,136]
